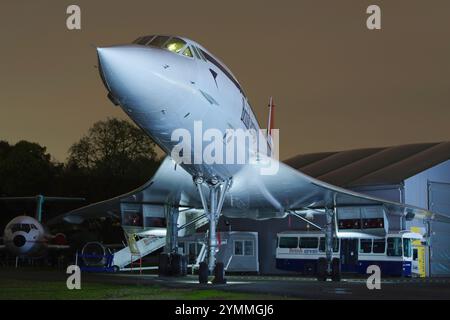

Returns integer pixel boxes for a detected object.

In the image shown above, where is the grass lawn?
[0,278,284,300]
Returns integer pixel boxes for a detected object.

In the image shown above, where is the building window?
[234,240,254,256]
[234,240,243,255]
[244,240,254,256]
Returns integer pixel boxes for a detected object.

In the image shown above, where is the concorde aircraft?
[54,35,448,283]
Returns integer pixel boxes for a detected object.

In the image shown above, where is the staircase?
[112,213,210,271]
[112,236,166,270]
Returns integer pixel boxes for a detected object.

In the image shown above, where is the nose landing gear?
[194,176,231,284]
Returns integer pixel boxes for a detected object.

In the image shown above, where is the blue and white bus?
[275,231,423,277]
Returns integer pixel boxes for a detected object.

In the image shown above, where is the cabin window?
[360,239,372,253]
[372,239,386,253]
[234,240,254,256]
[279,237,298,249]
[299,237,318,249]
[387,237,403,256]
[165,37,186,53]
[149,35,170,48]
[403,238,412,258]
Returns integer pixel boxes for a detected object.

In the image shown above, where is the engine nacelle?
[81,242,112,267]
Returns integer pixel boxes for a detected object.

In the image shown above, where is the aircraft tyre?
[331,258,341,282]
[171,253,183,276]
[212,262,227,284]
[317,257,328,281]
[158,253,170,276]
[199,262,209,284]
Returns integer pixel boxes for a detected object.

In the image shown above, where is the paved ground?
[2,268,450,299]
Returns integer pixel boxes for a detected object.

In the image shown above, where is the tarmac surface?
[2,268,450,299]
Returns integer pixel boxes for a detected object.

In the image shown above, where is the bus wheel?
[317,258,327,281]
[331,258,341,282]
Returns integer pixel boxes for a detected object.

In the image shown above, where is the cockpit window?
[10,223,32,233]
[191,46,201,59]
[182,47,193,58]
[165,38,186,53]
[134,35,154,45]
[149,35,170,48]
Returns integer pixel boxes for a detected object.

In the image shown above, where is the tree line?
[0,118,161,222]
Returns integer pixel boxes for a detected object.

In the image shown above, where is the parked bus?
[276,231,423,277]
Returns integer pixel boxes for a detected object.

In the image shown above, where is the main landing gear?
[158,205,188,277]
[317,208,341,282]
[195,176,231,285]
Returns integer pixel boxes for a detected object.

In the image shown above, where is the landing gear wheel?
[158,253,170,277]
[199,262,209,284]
[317,257,328,281]
[212,262,226,284]
[171,253,183,276]
[331,258,341,282]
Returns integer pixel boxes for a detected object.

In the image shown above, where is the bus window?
[373,239,386,254]
[319,237,339,252]
[403,238,412,258]
[360,239,372,253]
[279,237,298,248]
[387,237,403,256]
[299,237,318,249]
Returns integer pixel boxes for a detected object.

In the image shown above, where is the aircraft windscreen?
[10,223,32,233]
[164,38,186,53]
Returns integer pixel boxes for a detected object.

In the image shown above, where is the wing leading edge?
[51,155,449,225]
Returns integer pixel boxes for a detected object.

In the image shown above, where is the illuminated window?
[182,47,193,57]
[164,37,186,53]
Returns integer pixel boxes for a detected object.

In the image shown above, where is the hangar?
[208,142,450,276]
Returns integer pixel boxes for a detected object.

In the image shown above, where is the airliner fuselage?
[97,35,262,184]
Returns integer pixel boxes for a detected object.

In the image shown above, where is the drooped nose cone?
[96,45,191,114]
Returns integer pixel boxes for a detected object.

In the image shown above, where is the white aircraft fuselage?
[97,35,263,184]
[3,216,47,257]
